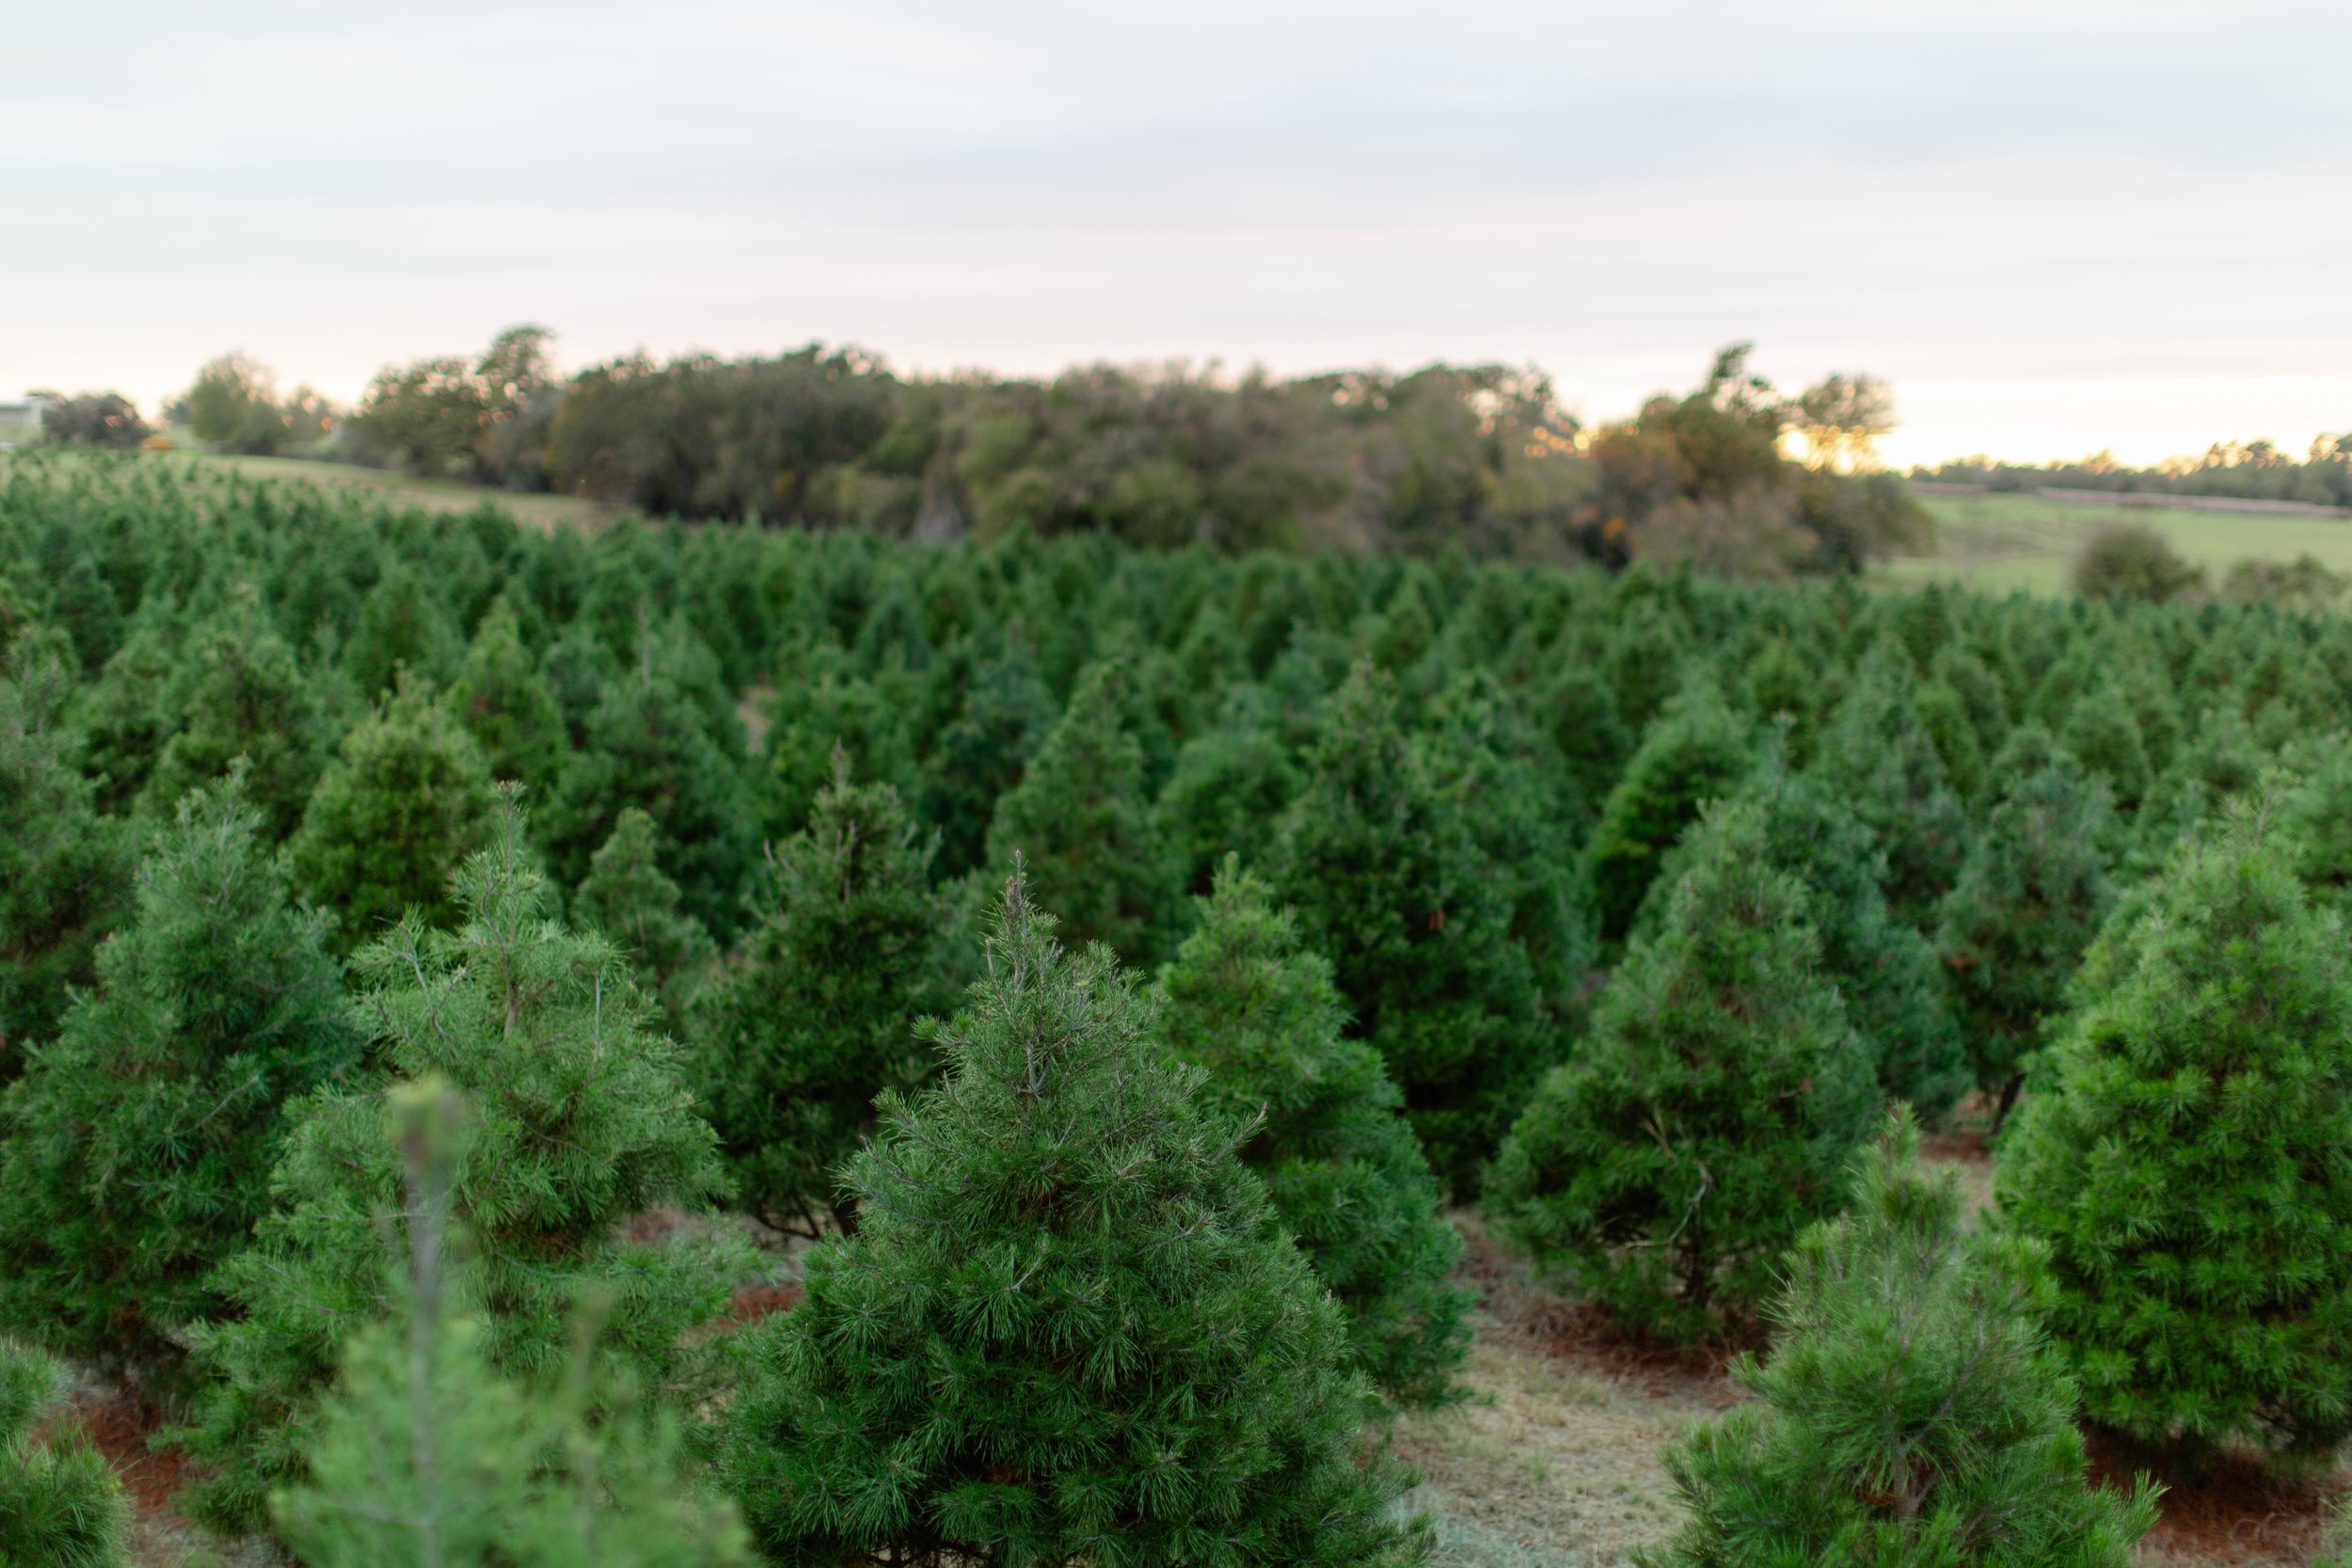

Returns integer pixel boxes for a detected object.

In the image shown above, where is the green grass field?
[1879,490,2352,597]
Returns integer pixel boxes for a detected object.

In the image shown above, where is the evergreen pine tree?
[181,791,739,1531]
[918,632,1057,881]
[985,659,1175,965]
[1157,863,1471,1409]
[0,643,135,1070]
[694,768,950,1237]
[1490,797,1878,1342]
[1935,745,2118,1119]
[289,677,501,947]
[1270,660,1549,1192]
[1629,752,1967,1121]
[0,1339,127,1568]
[0,780,360,1386]
[1998,810,2352,1464]
[2278,731,2352,917]
[142,590,333,841]
[273,1082,750,1568]
[1643,1112,2157,1567]
[717,873,1421,1568]
[342,562,464,699]
[1155,720,1303,900]
[573,807,717,1031]
[755,645,920,844]
[1812,641,1971,925]
[553,653,756,942]
[446,594,568,800]
[1583,681,1752,942]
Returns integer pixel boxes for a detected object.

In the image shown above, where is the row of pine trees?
[2,452,2351,1563]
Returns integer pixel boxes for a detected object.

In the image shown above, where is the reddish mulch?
[725,1280,804,1327]
[57,1386,187,1516]
[1920,1123,1993,1166]
[2089,1441,2345,1564]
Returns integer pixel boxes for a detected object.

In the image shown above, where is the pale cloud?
[4,0,2346,464]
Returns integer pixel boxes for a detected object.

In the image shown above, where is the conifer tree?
[1270,660,1549,1191]
[718,873,1421,1568]
[0,781,360,1386]
[1644,1112,2157,1567]
[0,1339,127,1568]
[1157,863,1471,1409]
[342,563,464,699]
[573,807,716,1031]
[985,659,1175,965]
[1630,753,1966,1121]
[289,677,500,947]
[1935,745,2118,1119]
[1583,681,1751,942]
[142,590,333,840]
[694,769,950,1237]
[918,632,1057,881]
[1812,641,1971,925]
[181,791,739,1531]
[553,653,756,942]
[273,1082,749,1568]
[1490,797,1878,1342]
[0,644,135,1070]
[446,594,568,800]
[2278,731,2352,917]
[1155,720,1303,900]
[755,644,920,843]
[1999,811,2352,1464]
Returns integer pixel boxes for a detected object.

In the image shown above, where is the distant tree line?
[32,334,1927,571]
[1921,435,2352,510]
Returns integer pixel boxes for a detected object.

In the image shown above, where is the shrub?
[1643,1112,2157,1567]
[0,782,360,1387]
[1490,797,1878,1342]
[694,770,953,1237]
[0,1339,126,1568]
[2073,525,2204,604]
[1998,813,2352,1464]
[1157,862,1471,1408]
[717,873,1422,1568]
[181,792,739,1531]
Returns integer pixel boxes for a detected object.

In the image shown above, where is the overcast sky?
[7,1,2348,467]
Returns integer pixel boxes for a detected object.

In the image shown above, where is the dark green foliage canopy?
[1998,814,2352,1463]
[1811,641,1971,925]
[289,678,501,947]
[1491,797,1878,1343]
[718,875,1421,1568]
[1645,1113,2157,1567]
[0,1339,126,1568]
[1271,661,1550,1192]
[694,770,952,1237]
[985,659,1174,966]
[1935,743,2118,1114]
[1157,863,1471,1409]
[182,794,739,1532]
[142,592,334,841]
[573,806,717,1030]
[445,594,568,800]
[0,782,360,1386]
[1583,680,1750,942]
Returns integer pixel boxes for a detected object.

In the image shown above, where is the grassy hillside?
[1882,490,2352,595]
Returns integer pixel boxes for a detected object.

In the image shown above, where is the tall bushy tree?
[142,591,334,840]
[1490,798,1878,1342]
[1998,812,2352,1464]
[181,793,739,1532]
[1644,1112,2157,1567]
[0,782,360,1386]
[273,1082,750,1568]
[1812,641,1970,924]
[1583,680,1751,942]
[1935,743,2118,1119]
[445,594,567,800]
[1155,720,1303,900]
[1157,863,1471,1409]
[919,633,1057,881]
[341,563,464,699]
[0,1339,127,1568]
[289,677,501,947]
[985,659,1174,965]
[1630,753,1966,1120]
[717,875,1421,1568]
[0,645,135,1069]
[694,770,952,1238]
[573,807,716,1030]
[1271,660,1549,1191]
